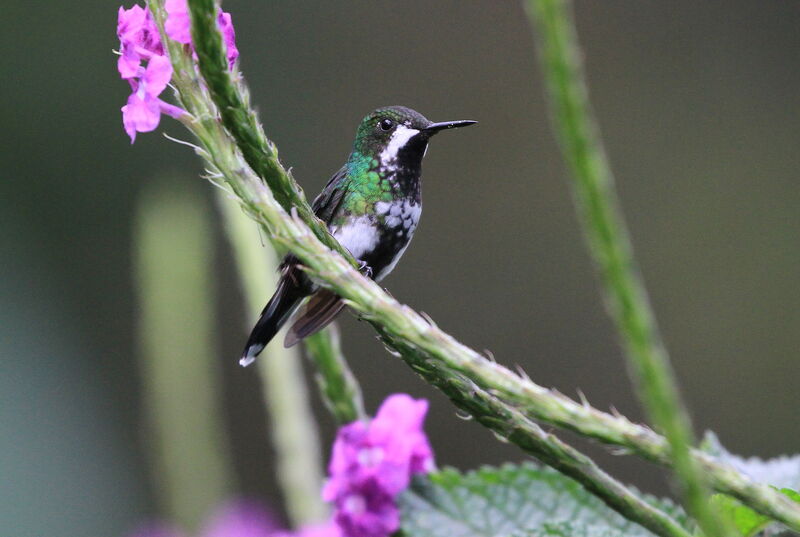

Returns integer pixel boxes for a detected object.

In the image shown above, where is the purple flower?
[164,0,192,44]
[129,501,274,537]
[165,0,239,68]
[200,501,278,537]
[121,54,185,143]
[216,11,239,67]
[273,521,341,537]
[129,500,340,537]
[332,480,398,537]
[129,523,186,537]
[117,4,187,142]
[117,4,163,79]
[323,394,434,537]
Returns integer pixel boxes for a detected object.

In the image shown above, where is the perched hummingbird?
[240,106,476,365]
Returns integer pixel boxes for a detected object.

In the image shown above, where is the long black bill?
[425,119,478,134]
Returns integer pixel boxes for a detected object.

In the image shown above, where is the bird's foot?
[358,260,373,279]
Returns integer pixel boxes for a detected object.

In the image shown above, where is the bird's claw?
[358,260,373,279]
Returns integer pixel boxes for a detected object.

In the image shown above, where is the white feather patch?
[332,216,380,260]
[379,125,420,167]
[375,200,421,230]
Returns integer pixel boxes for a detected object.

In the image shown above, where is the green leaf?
[701,432,800,490]
[700,432,800,536]
[398,463,687,537]
[711,489,800,537]
[508,521,638,536]
[710,494,771,537]
[781,488,800,504]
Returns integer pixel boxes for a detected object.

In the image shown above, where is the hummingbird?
[240,106,476,366]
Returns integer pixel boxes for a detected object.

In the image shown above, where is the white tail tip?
[239,344,264,367]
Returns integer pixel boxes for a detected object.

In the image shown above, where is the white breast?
[331,216,380,260]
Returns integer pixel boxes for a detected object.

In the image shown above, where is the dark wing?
[282,168,351,346]
[279,166,349,272]
[311,165,349,223]
[283,289,345,347]
[241,263,310,364]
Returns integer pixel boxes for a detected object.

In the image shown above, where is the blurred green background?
[2,1,799,536]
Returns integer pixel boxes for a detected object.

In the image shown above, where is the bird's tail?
[240,275,305,366]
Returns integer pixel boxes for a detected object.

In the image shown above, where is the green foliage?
[711,494,772,537]
[509,522,648,537]
[702,433,800,536]
[702,432,800,491]
[398,463,688,537]
[303,325,366,424]
[186,0,359,269]
[712,490,800,537]
[525,0,721,534]
[162,1,800,533]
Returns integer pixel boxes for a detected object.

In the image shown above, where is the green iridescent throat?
[339,151,394,216]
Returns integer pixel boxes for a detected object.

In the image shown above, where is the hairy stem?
[217,195,328,526]
[391,335,692,537]
[151,0,800,531]
[147,1,366,524]
[304,326,366,424]
[523,0,726,534]
[186,0,357,267]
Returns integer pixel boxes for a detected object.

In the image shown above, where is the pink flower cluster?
[128,395,433,537]
[323,394,434,537]
[164,0,239,68]
[116,1,238,143]
[131,501,340,537]
[117,5,184,143]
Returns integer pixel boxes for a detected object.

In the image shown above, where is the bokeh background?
[2,1,799,536]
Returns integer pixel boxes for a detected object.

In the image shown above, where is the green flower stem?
[135,180,231,529]
[188,0,367,429]
[187,0,358,270]
[304,326,366,424]
[217,195,328,526]
[523,0,726,535]
[145,2,335,527]
[151,0,800,531]
[408,350,692,537]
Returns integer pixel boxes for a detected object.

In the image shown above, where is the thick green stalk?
[145,2,334,527]
[304,326,366,424]
[188,0,367,428]
[186,0,357,268]
[135,179,231,529]
[211,170,800,530]
[149,0,800,530]
[217,196,328,526]
[524,0,725,535]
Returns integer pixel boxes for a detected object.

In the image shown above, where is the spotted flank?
[375,200,422,232]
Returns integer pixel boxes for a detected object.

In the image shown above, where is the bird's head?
[350,105,476,171]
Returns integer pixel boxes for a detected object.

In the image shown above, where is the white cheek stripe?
[380,125,420,165]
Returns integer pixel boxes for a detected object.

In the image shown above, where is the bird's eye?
[379,118,394,131]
